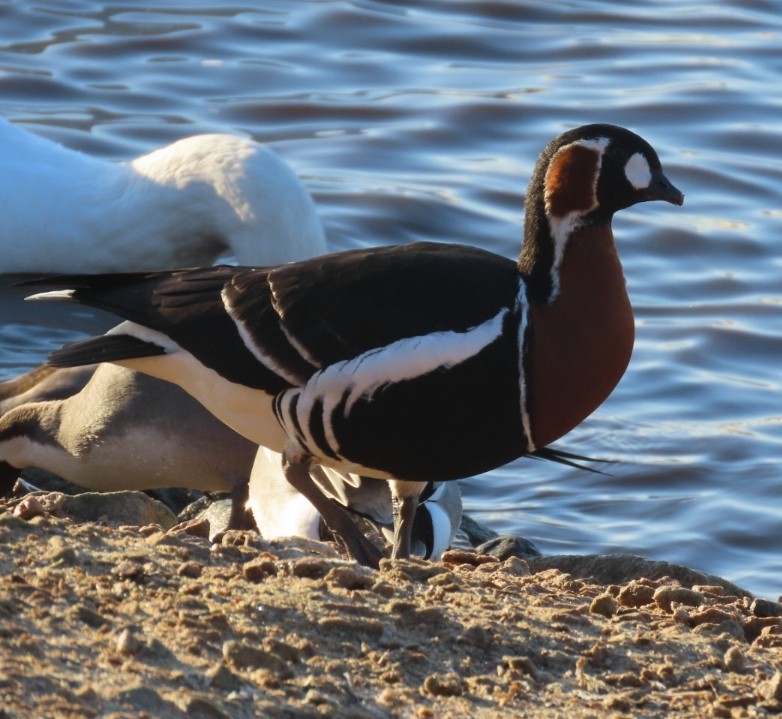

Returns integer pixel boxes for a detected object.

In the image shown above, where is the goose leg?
[389,480,427,560]
[282,446,384,569]
[226,474,251,531]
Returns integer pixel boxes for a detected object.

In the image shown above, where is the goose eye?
[624,152,652,190]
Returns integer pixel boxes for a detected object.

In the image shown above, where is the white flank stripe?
[24,289,76,302]
[288,307,509,458]
[220,287,303,385]
[515,282,535,451]
[106,320,179,352]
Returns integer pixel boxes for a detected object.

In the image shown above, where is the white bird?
[0,117,326,273]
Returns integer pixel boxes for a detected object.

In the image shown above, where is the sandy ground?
[1,491,781,719]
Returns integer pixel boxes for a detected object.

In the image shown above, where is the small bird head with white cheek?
[588,124,685,217]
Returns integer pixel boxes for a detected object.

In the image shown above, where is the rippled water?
[0,1,779,598]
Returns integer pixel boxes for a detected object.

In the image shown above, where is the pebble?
[221,640,292,677]
[48,546,78,567]
[499,655,538,679]
[589,593,618,618]
[617,582,656,608]
[242,558,278,583]
[317,616,385,637]
[288,557,330,579]
[441,549,499,567]
[653,585,705,612]
[205,663,244,692]
[758,672,782,702]
[723,645,746,673]
[499,556,531,577]
[182,697,232,719]
[689,606,737,627]
[169,518,211,539]
[379,557,450,582]
[61,491,177,528]
[73,604,108,629]
[116,629,143,656]
[325,565,376,590]
[113,560,145,583]
[421,672,464,697]
[750,598,782,618]
[177,562,203,579]
[672,607,691,627]
[13,493,65,520]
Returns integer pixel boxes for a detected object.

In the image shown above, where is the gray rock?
[60,490,178,529]
[526,554,751,598]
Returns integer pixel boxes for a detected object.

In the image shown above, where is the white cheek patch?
[625,152,652,189]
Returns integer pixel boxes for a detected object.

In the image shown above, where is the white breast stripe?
[547,136,609,303]
[221,287,303,385]
[280,307,509,461]
[515,282,535,451]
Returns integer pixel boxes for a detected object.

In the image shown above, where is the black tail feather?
[529,446,614,475]
[48,335,166,368]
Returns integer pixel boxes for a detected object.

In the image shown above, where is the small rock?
[617,582,655,608]
[499,556,531,576]
[589,593,618,618]
[653,585,705,612]
[61,491,177,528]
[169,518,211,539]
[243,557,278,583]
[411,607,447,626]
[113,685,181,715]
[371,579,395,597]
[499,655,538,679]
[220,529,262,549]
[206,662,244,692]
[13,493,65,519]
[458,624,492,648]
[751,598,782,618]
[113,560,145,583]
[184,696,233,719]
[317,616,385,637]
[476,535,541,560]
[48,546,78,567]
[73,604,108,629]
[325,565,376,590]
[116,629,143,656]
[758,672,782,702]
[672,607,691,627]
[441,549,499,568]
[289,557,330,579]
[379,557,449,582]
[262,638,301,664]
[421,672,464,697]
[689,606,737,627]
[178,561,203,579]
[723,645,746,673]
[222,640,292,677]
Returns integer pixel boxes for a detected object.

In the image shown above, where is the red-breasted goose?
[24,124,684,567]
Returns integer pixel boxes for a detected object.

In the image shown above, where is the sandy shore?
[1,491,780,719]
